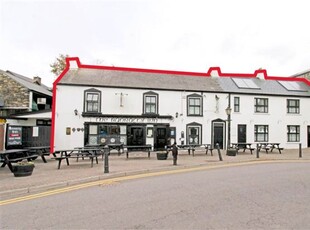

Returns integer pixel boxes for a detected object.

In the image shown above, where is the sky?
[0,0,309,87]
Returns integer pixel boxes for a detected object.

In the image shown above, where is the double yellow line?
[1,160,309,206]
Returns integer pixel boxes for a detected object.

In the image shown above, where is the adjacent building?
[0,70,52,150]
[51,58,310,151]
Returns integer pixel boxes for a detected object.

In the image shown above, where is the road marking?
[1,159,309,206]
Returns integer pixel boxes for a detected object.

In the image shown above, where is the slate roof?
[59,68,222,92]
[0,70,52,96]
[58,68,310,97]
[218,77,310,97]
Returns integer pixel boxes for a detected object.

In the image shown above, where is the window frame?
[287,125,300,142]
[187,94,203,116]
[84,88,101,114]
[186,122,202,145]
[143,91,158,115]
[234,96,240,112]
[287,99,300,114]
[254,125,269,142]
[254,98,268,113]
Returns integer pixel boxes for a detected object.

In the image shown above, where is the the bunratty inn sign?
[92,116,172,124]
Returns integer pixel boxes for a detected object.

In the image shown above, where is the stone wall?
[0,73,29,108]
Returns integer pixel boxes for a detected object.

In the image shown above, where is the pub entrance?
[212,119,226,149]
[238,124,247,148]
[154,125,169,151]
[127,125,146,146]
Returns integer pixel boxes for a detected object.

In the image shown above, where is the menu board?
[7,126,22,146]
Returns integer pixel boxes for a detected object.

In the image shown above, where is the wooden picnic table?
[231,143,255,154]
[258,143,283,154]
[25,146,50,163]
[107,143,124,155]
[123,145,152,158]
[0,149,37,172]
[165,144,214,156]
[52,148,103,169]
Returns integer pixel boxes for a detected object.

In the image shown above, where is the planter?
[12,163,35,177]
[156,152,168,160]
[226,148,237,156]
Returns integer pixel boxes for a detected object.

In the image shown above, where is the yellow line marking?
[1,159,309,206]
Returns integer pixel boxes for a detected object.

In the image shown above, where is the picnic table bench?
[258,143,283,154]
[123,145,152,158]
[165,144,214,156]
[107,143,124,156]
[231,143,255,154]
[25,146,50,163]
[0,149,38,172]
[52,148,103,169]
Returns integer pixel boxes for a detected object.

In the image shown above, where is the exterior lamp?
[74,109,78,116]
[225,107,232,116]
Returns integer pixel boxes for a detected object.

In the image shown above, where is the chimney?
[33,76,41,85]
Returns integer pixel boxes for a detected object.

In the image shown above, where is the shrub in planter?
[156,152,168,160]
[226,148,237,156]
[12,161,35,177]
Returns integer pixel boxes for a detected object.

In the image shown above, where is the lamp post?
[225,106,232,150]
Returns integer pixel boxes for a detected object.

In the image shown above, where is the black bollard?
[216,144,223,161]
[299,143,302,158]
[104,146,109,173]
[256,143,259,158]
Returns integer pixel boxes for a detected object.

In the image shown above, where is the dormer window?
[84,88,101,113]
[143,91,158,114]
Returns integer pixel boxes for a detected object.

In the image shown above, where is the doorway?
[308,125,310,148]
[154,126,168,151]
[127,126,145,146]
[212,121,225,149]
[238,124,247,148]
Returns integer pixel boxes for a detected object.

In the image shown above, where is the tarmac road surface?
[1,162,310,229]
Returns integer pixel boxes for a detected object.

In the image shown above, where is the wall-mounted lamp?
[175,112,179,118]
[225,106,232,116]
[74,109,78,116]
[215,95,219,100]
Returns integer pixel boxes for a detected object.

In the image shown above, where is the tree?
[50,54,69,76]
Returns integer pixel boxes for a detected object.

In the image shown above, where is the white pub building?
[51,58,310,151]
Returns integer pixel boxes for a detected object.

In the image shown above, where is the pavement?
[1,147,310,200]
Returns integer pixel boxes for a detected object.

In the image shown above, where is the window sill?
[187,114,203,117]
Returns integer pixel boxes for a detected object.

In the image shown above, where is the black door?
[127,126,145,146]
[154,127,168,151]
[238,125,247,148]
[308,126,310,148]
[213,123,224,149]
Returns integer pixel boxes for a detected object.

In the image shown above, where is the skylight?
[278,81,308,92]
[232,78,260,89]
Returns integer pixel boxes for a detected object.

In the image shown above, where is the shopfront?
[83,116,173,150]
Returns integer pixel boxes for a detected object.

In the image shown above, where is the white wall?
[230,94,310,148]
[54,85,310,150]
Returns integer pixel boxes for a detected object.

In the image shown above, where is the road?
[1,162,310,229]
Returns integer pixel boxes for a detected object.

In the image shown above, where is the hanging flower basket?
[12,161,35,177]
[156,151,168,160]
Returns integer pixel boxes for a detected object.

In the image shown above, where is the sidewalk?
[1,148,309,200]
